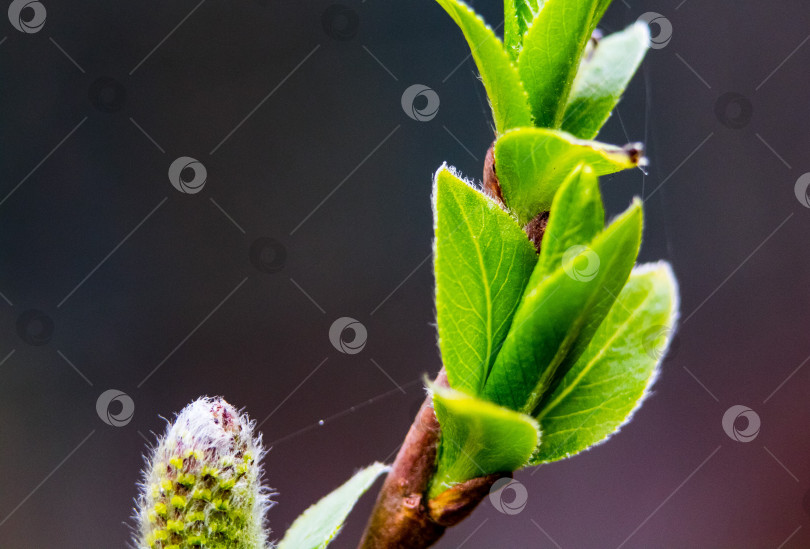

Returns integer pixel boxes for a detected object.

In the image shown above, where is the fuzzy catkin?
[135,397,272,549]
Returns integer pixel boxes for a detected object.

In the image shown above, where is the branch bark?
[357,369,503,548]
[357,367,446,548]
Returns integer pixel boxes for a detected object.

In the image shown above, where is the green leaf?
[517,0,600,127]
[563,23,650,140]
[434,165,538,396]
[532,262,679,464]
[278,462,388,549]
[429,384,540,499]
[435,0,533,133]
[482,200,642,413]
[503,0,545,61]
[493,127,642,225]
[532,163,604,285]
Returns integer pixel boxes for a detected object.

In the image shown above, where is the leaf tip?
[630,19,653,49]
[634,260,681,327]
[624,197,644,230]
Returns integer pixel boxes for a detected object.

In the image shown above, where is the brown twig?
[358,370,446,548]
[357,370,504,548]
[482,143,505,206]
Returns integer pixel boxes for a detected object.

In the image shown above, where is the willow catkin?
[135,397,272,549]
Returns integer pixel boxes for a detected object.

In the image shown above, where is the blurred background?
[1,0,809,547]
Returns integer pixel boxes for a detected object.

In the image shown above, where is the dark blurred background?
[1,0,809,547]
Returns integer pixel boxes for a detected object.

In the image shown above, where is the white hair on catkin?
[134,397,274,549]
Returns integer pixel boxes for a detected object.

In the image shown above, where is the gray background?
[1,0,809,547]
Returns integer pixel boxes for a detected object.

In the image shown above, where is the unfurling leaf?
[434,165,537,396]
[517,0,602,127]
[532,263,679,464]
[493,127,642,225]
[563,22,650,139]
[435,0,532,133]
[430,384,539,499]
[531,163,604,285]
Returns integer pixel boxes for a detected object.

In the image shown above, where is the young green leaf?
[482,201,642,413]
[563,22,650,140]
[434,165,538,395]
[278,462,388,549]
[532,163,605,286]
[434,0,533,133]
[429,384,540,499]
[493,127,641,225]
[503,0,545,61]
[532,262,679,464]
[517,0,599,127]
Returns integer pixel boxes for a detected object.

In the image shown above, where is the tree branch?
[357,370,504,548]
